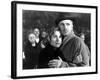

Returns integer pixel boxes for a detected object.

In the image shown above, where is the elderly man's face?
[58,20,73,36]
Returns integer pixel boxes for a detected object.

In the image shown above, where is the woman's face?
[50,31,62,48]
[28,33,36,44]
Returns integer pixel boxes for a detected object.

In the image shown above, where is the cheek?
[59,38,62,43]
[64,26,69,30]
[59,24,64,30]
[51,38,56,42]
[29,38,32,43]
[60,26,65,31]
[61,26,68,32]
[32,38,35,41]
[51,38,56,44]
[67,25,73,31]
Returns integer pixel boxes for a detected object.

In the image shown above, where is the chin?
[55,45,60,48]
[62,32,67,36]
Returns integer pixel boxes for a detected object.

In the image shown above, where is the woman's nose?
[56,38,59,42]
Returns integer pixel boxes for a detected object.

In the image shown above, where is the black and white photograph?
[23,10,91,69]
[11,1,97,79]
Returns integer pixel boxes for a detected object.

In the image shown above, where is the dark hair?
[49,28,61,41]
[55,14,78,28]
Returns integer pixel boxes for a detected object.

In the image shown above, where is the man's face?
[33,28,40,37]
[50,31,62,48]
[58,20,73,36]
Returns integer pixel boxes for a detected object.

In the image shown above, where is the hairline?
[58,19,73,25]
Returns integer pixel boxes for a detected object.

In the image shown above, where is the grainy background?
[23,10,91,50]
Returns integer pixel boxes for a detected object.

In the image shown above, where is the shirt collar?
[61,32,75,49]
[35,38,39,43]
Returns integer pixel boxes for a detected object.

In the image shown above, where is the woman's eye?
[52,35,56,38]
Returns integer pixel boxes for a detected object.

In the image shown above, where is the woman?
[23,32,41,69]
[38,28,66,68]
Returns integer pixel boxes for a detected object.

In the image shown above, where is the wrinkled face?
[33,28,40,37]
[28,33,36,44]
[50,31,62,48]
[58,20,73,36]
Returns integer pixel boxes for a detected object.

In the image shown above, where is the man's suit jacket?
[60,33,90,67]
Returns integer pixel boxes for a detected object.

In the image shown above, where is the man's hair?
[55,14,78,27]
[55,14,79,34]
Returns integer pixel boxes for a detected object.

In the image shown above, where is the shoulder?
[73,35,82,42]
[71,35,84,47]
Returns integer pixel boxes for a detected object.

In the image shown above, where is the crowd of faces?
[28,19,76,48]
[28,28,62,48]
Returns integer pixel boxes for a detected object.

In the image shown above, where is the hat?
[55,13,78,25]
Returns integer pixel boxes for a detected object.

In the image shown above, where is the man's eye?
[66,23,70,25]
[61,23,64,26]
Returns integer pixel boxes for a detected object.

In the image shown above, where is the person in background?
[40,31,49,49]
[38,28,66,68]
[48,15,90,68]
[79,32,91,65]
[33,28,40,44]
[23,32,41,69]
[79,33,85,41]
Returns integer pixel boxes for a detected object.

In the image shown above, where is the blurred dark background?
[23,10,91,51]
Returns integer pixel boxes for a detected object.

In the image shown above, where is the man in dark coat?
[48,15,90,68]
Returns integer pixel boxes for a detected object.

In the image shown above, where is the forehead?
[59,19,73,24]
[29,33,35,37]
[42,31,46,34]
[34,28,39,32]
[53,31,61,36]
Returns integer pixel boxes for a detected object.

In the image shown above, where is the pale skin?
[50,31,62,48]
[48,30,62,68]
[48,20,74,68]
[28,33,36,46]
[33,28,40,37]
